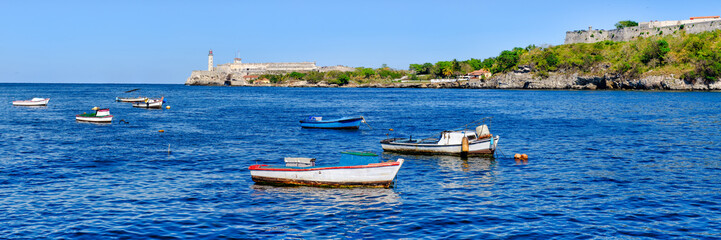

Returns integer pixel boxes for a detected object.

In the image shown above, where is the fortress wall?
[565,19,721,44]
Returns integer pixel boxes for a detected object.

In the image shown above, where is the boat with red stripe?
[249,152,404,188]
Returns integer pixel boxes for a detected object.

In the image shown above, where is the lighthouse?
[208,50,214,71]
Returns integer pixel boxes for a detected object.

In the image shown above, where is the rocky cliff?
[468,69,721,90]
[185,71,233,86]
[186,69,721,90]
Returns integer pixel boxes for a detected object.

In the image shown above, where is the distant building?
[202,50,354,76]
[319,65,356,72]
[243,75,259,81]
[255,78,271,84]
[466,69,492,79]
[187,50,356,85]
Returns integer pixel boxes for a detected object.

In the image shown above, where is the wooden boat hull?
[381,136,499,155]
[12,98,49,106]
[75,115,113,123]
[300,117,363,129]
[249,159,404,188]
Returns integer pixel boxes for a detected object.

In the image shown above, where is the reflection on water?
[250,184,401,207]
[12,106,48,109]
[382,152,496,172]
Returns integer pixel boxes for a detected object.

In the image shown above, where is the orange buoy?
[521,154,528,160]
[514,153,521,159]
[461,136,469,153]
[159,130,165,132]
[166,106,170,109]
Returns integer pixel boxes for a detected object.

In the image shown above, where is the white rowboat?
[249,152,404,188]
[131,97,164,109]
[12,98,49,106]
[116,97,148,102]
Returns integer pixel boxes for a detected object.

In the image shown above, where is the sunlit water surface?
[1,84,720,239]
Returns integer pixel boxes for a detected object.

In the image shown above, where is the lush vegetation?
[409,29,721,83]
[615,20,639,29]
[258,67,408,85]
[259,29,721,85]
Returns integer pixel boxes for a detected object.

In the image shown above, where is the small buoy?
[159,130,165,132]
[165,106,170,109]
[91,107,98,111]
[389,128,394,131]
[521,154,528,160]
[514,153,521,159]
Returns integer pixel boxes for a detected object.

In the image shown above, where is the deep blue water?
[1,83,720,239]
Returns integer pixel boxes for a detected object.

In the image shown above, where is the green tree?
[329,73,350,85]
[451,59,460,72]
[640,39,671,64]
[491,48,525,73]
[615,20,639,29]
[466,58,483,70]
[481,58,495,70]
[288,71,305,79]
[360,68,376,78]
[434,61,452,77]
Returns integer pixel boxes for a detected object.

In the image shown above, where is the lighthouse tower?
[208,50,214,71]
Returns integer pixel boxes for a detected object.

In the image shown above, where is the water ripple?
[1,84,720,238]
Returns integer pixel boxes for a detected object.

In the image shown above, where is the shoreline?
[186,71,721,91]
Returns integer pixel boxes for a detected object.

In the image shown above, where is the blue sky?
[1,0,720,84]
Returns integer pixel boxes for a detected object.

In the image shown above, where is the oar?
[361,116,373,129]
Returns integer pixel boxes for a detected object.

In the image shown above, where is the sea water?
[1,83,720,238]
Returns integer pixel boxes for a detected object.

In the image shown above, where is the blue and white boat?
[381,119,499,156]
[300,116,365,129]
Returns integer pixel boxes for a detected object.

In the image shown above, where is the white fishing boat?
[381,119,499,156]
[249,152,404,188]
[12,98,49,106]
[131,97,164,109]
[76,108,113,123]
[115,97,148,102]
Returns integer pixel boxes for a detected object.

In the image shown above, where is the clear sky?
[1,0,720,84]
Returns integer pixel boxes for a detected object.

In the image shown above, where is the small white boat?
[381,119,499,156]
[249,152,404,188]
[132,97,164,109]
[12,98,49,106]
[76,108,113,123]
[116,97,148,102]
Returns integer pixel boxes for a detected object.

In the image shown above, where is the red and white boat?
[12,98,49,106]
[76,108,113,123]
[249,152,404,188]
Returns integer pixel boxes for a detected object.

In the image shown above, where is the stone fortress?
[185,50,355,86]
[565,16,721,44]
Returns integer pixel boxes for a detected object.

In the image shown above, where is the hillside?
[516,29,721,83]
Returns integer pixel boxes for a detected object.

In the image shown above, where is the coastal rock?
[186,71,231,86]
[185,69,721,91]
